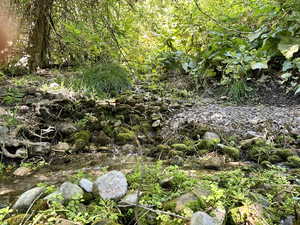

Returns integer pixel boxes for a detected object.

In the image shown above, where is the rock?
[59,182,84,201]
[203,132,220,142]
[93,170,128,200]
[172,143,190,151]
[218,144,240,160]
[211,207,226,225]
[120,192,139,205]
[52,142,70,152]
[0,125,9,136]
[152,120,161,128]
[174,192,198,212]
[55,218,82,225]
[199,155,225,170]
[14,148,28,158]
[228,204,268,225]
[160,177,175,189]
[191,211,217,225]
[192,183,212,199]
[13,167,32,176]
[56,122,77,135]
[13,187,44,212]
[4,214,27,225]
[281,216,295,225]
[44,191,64,204]
[79,178,93,193]
[92,131,111,145]
[121,144,136,153]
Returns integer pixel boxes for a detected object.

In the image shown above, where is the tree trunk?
[28,0,54,71]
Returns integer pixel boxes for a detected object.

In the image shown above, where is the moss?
[222,146,240,160]
[31,199,49,211]
[116,131,136,144]
[195,139,219,150]
[5,214,27,225]
[287,156,300,168]
[157,144,171,151]
[268,155,281,163]
[171,143,191,151]
[275,148,294,160]
[72,130,92,150]
[247,146,271,162]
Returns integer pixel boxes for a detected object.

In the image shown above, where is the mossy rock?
[31,199,49,211]
[240,137,266,149]
[222,146,240,160]
[228,204,268,225]
[171,143,191,151]
[115,131,136,144]
[268,155,282,163]
[195,139,219,150]
[287,156,300,168]
[5,214,27,225]
[72,130,92,150]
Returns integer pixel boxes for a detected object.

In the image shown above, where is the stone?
[52,142,70,152]
[281,216,295,225]
[59,182,84,201]
[191,211,217,225]
[199,155,225,170]
[13,167,32,176]
[4,214,27,225]
[228,204,268,225]
[93,170,128,200]
[13,187,44,212]
[152,120,161,128]
[121,144,136,153]
[115,131,136,144]
[0,125,9,136]
[79,178,93,193]
[175,192,198,212]
[56,122,77,136]
[92,131,111,145]
[44,191,64,204]
[120,192,139,205]
[211,207,226,225]
[218,144,240,160]
[72,130,92,151]
[203,132,220,142]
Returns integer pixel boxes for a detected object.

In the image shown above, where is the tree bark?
[28,0,54,71]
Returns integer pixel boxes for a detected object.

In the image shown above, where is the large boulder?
[93,170,128,200]
[13,187,44,212]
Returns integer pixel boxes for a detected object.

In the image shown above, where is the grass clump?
[70,63,131,97]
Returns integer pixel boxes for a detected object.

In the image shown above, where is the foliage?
[64,63,131,97]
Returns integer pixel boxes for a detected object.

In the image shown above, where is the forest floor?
[0,71,299,225]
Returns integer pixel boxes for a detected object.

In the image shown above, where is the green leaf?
[251,61,268,70]
[278,36,300,59]
[247,27,268,42]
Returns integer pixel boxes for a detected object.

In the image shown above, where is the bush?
[71,63,131,97]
